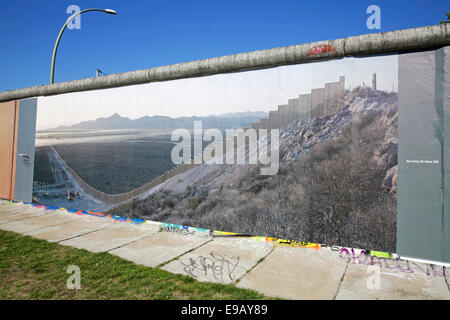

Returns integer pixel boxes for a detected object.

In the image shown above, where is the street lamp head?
[104,9,117,15]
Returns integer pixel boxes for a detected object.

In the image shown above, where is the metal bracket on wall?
[18,153,31,167]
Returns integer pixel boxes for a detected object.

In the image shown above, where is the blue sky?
[0,0,448,92]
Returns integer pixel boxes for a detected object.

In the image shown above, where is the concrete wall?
[277,104,289,127]
[338,76,346,107]
[260,118,269,129]
[311,88,325,118]
[269,111,279,129]
[251,76,345,129]
[0,24,448,103]
[287,98,299,121]
[0,24,449,262]
[298,93,312,117]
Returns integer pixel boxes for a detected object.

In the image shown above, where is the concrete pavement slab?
[335,260,450,300]
[110,231,211,268]
[236,246,348,300]
[0,202,21,208]
[59,223,160,253]
[24,216,114,242]
[0,205,41,215]
[162,237,274,285]
[0,208,47,225]
[0,211,76,234]
[0,204,30,211]
[0,205,51,220]
[0,202,37,209]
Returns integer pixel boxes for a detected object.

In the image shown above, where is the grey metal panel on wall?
[14,98,37,202]
[397,47,449,263]
[443,46,450,263]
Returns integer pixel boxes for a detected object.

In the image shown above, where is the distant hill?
[216,111,269,118]
[54,111,268,130]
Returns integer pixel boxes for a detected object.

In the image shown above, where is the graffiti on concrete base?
[9,200,147,225]
[7,200,447,277]
[180,252,240,283]
[274,239,321,250]
[339,248,447,277]
[161,223,195,236]
[161,223,210,236]
[212,231,323,250]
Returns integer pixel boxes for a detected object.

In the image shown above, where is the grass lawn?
[0,230,268,300]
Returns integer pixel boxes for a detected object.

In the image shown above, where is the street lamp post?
[50,8,117,84]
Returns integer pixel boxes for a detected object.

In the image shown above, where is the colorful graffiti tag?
[7,200,146,224]
[306,44,336,56]
[339,247,447,277]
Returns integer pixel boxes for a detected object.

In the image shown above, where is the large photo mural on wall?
[33,54,398,252]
